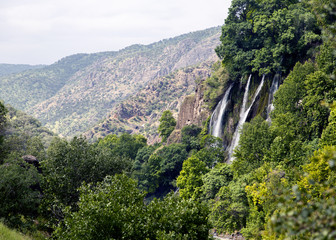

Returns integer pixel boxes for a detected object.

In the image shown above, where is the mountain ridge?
[0,26,221,138]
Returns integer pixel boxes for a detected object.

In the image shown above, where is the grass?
[0,222,32,240]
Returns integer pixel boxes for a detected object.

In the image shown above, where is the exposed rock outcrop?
[176,84,210,130]
[85,62,216,144]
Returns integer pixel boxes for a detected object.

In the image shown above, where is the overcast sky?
[0,0,231,65]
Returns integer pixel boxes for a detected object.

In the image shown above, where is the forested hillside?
[0,0,335,239]
[174,0,336,239]
[0,27,220,138]
[0,64,44,77]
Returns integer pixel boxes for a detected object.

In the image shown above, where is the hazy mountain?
[0,64,45,77]
[0,27,221,137]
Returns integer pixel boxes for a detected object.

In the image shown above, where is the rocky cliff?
[175,82,210,130]
[85,61,216,143]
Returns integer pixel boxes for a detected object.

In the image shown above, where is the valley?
[0,0,335,239]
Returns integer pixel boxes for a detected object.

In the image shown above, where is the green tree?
[210,177,249,234]
[54,174,147,240]
[97,133,147,160]
[0,153,41,227]
[177,155,208,200]
[216,0,320,79]
[303,70,334,138]
[0,101,7,159]
[268,146,336,239]
[232,116,274,176]
[41,137,131,220]
[201,163,233,200]
[181,124,202,152]
[135,143,188,196]
[195,136,226,168]
[270,61,318,166]
[321,104,336,146]
[54,174,212,240]
[158,110,176,142]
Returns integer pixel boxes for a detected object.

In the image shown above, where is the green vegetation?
[0,222,32,240]
[203,62,230,110]
[0,27,220,138]
[0,0,335,239]
[86,62,214,142]
[175,1,336,239]
[0,64,44,77]
[215,0,321,79]
[54,175,211,240]
[158,110,176,142]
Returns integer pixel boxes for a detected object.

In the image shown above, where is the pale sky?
[0,0,231,65]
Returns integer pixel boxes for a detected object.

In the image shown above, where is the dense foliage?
[216,0,321,79]
[54,174,211,240]
[158,110,176,142]
[177,0,336,239]
[0,0,335,239]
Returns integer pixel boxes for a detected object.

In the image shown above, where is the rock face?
[85,61,216,144]
[176,84,210,130]
[166,72,212,145]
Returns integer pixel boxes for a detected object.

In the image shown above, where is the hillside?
[0,27,221,138]
[85,61,216,143]
[4,104,55,148]
[0,64,44,77]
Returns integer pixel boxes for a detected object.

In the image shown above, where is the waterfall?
[228,75,265,162]
[209,84,233,138]
[266,74,280,122]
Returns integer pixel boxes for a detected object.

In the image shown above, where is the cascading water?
[266,74,280,122]
[227,74,265,162]
[209,84,233,138]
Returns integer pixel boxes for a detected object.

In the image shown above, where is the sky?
[0,0,232,65]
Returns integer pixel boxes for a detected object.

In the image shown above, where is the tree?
[303,70,334,138]
[0,153,41,227]
[181,124,202,152]
[210,177,249,234]
[0,101,7,159]
[41,137,132,220]
[202,163,233,200]
[97,133,147,160]
[177,155,208,200]
[268,146,336,239]
[321,104,336,146]
[215,0,320,79]
[232,116,274,176]
[54,175,147,240]
[135,143,188,196]
[54,174,212,240]
[158,110,176,142]
[196,135,226,168]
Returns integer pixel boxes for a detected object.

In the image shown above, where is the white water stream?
[266,74,279,122]
[209,85,233,138]
[227,75,265,162]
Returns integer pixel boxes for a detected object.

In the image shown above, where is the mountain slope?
[85,61,216,143]
[0,64,45,77]
[0,27,221,137]
[5,104,56,147]
[0,53,107,111]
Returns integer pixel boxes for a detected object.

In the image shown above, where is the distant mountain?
[84,61,216,143]
[0,64,45,77]
[0,27,221,137]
